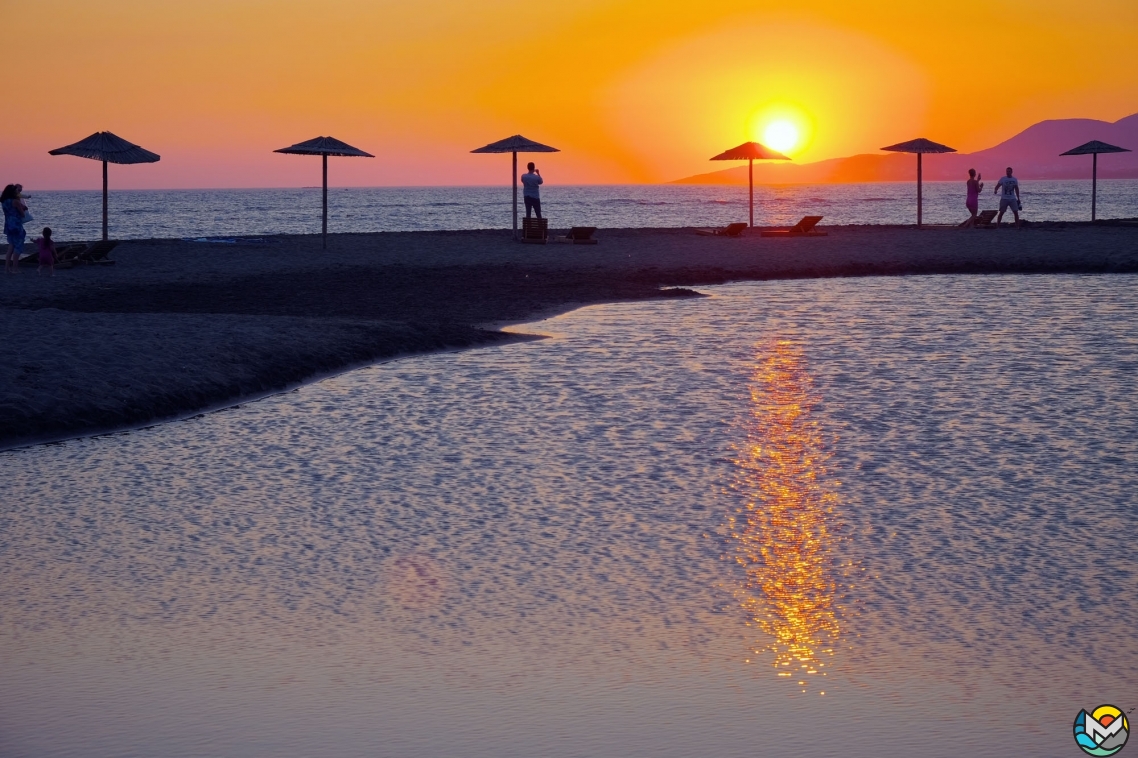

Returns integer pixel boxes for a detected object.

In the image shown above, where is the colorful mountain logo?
[1074,705,1130,756]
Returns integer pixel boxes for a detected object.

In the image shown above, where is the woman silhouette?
[962,169,984,227]
[2,184,28,273]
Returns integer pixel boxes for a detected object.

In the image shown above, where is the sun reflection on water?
[726,340,843,691]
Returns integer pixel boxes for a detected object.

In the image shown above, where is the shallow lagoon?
[2,275,1136,757]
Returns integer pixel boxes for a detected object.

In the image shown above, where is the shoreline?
[2,225,1136,450]
[0,334,543,453]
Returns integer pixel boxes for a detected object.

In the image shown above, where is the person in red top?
[962,169,984,227]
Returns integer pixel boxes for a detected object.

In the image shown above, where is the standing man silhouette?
[995,166,1021,228]
[521,162,543,219]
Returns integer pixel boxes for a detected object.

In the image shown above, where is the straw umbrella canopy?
[710,142,791,228]
[1060,140,1131,221]
[48,131,160,241]
[471,135,559,239]
[881,138,957,227]
[275,136,374,250]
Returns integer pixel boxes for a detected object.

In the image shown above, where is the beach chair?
[54,243,86,259]
[760,216,827,237]
[961,210,998,228]
[45,243,88,269]
[17,241,83,267]
[695,222,748,237]
[36,240,118,269]
[556,227,598,245]
[13,238,122,269]
[75,239,119,264]
[521,218,548,244]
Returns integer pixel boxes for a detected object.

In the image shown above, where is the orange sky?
[5,0,1137,189]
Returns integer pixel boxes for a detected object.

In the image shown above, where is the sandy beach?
[1,223,1135,449]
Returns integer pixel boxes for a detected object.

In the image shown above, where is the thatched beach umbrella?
[710,142,791,228]
[471,135,559,239]
[275,136,374,250]
[1060,140,1131,221]
[881,138,957,227]
[48,131,160,240]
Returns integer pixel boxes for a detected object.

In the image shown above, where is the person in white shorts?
[994,167,1021,228]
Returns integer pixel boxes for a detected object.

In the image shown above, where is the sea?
[19,179,1138,239]
[2,274,1135,758]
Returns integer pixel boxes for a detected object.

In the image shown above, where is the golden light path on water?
[726,340,843,694]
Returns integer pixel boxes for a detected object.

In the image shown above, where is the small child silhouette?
[36,227,57,276]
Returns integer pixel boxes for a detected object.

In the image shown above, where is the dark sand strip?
[2,224,1135,449]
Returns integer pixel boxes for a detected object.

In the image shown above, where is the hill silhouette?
[674,114,1138,184]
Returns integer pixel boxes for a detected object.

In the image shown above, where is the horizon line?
[21,177,1138,193]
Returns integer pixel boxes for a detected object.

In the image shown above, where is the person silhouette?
[521,162,543,219]
[994,167,1021,228]
[36,227,57,276]
[963,169,984,227]
[2,184,28,273]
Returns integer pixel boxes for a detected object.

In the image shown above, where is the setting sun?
[763,120,799,154]
[743,100,817,164]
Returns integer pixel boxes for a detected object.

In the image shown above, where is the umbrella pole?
[322,153,328,250]
[917,153,923,228]
[1092,152,1098,222]
[749,158,754,228]
[102,159,108,241]
[512,151,518,240]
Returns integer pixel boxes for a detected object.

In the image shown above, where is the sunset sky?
[7,0,1138,189]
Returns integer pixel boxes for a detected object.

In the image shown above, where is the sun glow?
[748,103,816,160]
[763,120,799,154]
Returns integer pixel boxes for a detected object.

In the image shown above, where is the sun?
[748,104,814,158]
[763,120,799,154]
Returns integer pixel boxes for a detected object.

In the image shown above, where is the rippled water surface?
[2,275,1137,757]
[20,180,1138,240]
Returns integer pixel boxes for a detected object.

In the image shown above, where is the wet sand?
[2,223,1136,449]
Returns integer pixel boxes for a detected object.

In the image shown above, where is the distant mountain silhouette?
[673,113,1138,184]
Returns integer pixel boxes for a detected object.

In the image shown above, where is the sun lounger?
[54,243,87,260]
[521,218,548,244]
[760,216,827,237]
[556,226,598,244]
[75,240,119,263]
[48,243,89,269]
[25,240,119,268]
[695,222,748,237]
[17,241,84,267]
[960,210,998,228]
[47,240,116,263]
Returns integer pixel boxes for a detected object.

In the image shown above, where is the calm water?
[2,275,1137,757]
[19,180,1138,240]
